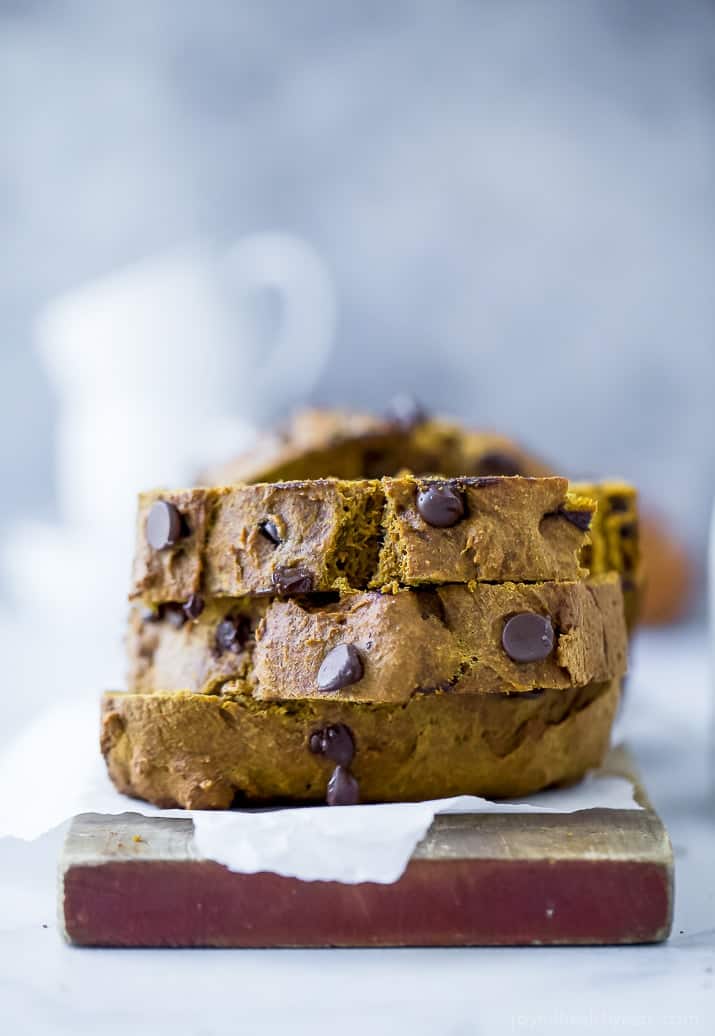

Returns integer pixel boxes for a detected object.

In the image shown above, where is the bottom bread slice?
[101,678,620,808]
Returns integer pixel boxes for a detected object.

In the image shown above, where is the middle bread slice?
[130,574,627,701]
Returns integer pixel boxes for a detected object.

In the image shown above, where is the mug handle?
[220,232,336,416]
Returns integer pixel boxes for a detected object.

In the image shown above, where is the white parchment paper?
[0,702,641,884]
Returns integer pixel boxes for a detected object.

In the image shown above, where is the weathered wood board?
[60,749,673,948]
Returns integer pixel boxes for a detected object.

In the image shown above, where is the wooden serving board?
[60,749,673,948]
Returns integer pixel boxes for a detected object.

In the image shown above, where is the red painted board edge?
[63,856,672,948]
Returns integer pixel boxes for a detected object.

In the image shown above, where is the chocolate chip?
[146,500,184,550]
[609,496,629,513]
[385,393,428,428]
[416,483,465,528]
[317,644,364,692]
[259,520,281,546]
[477,452,522,477]
[308,724,355,767]
[163,603,187,630]
[326,766,360,806]
[558,508,593,532]
[183,594,205,620]
[215,614,251,654]
[323,724,355,765]
[271,566,314,595]
[619,522,638,539]
[502,612,555,663]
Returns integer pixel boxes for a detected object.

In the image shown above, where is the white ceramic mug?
[38,233,335,413]
[35,232,336,526]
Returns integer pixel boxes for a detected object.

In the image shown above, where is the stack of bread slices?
[101,408,639,809]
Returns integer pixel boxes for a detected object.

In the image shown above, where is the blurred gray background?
[2,0,715,555]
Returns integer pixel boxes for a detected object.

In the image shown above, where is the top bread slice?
[131,475,596,603]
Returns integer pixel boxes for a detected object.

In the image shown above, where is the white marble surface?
[1,626,714,1036]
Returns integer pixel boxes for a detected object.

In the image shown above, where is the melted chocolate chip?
[416,483,465,528]
[477,452,522,477]
[259,520,281,546]
[317,643,364,692]
[146,500,184,550]
[308,724,355,767]
[271,566,314,595]
[558,508,593,532]
[502,612,555,663]
[163,603,187,630]
[183,593,205,620]
[326,765,360,806]
[215,614,251,654]
[385,393,428,428]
